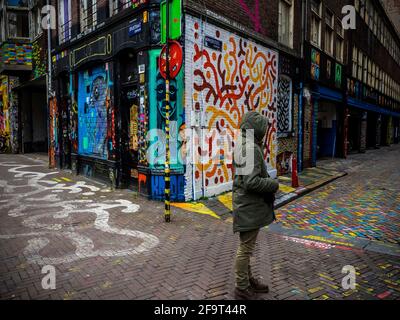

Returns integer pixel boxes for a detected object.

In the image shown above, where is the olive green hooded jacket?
[232,111,279,233]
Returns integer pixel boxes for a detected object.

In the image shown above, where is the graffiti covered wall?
[0,76,10,152]
[77,64,113,160]
[147,49,185,201]
[32,37,47,80]
[277,93,299,175]
[184,15,278,200]
[1,43,32,66]
[148,49,185,170]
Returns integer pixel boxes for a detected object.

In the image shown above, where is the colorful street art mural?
[77,64,114,160]
[32,39,47,79]
[277,76,292,133]
[335,63,342,88]
[148,49,185,170]
[184,16,278,199]
[0,76,19,154]
[277,93,298,175]
[0,76,10,153]
[48,97,58,168]
[1,43,32,66]
[311,48,320,81]
[147,49,185,201]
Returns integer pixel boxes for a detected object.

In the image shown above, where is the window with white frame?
[358,50,363,81]
[278,0,294,48]
[310,0,322,47]
[365,0,370,25]
[363,55,368,84]
[352,46,358,78]
[360,0,365,19]
[324,9,334,56]
[30,6,43,39]
[336,18,344,62]
[367,60,372,87]
[110,0,131,16]
[80,0,98,34]
[59,0,72,44]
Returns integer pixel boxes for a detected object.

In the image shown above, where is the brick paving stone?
[0,148,399,300]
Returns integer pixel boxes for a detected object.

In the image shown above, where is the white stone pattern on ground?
[0,162,160,265]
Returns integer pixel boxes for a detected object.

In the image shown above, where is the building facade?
[0,0,48,155]
[302,0,400,171]
[2,0,400,202]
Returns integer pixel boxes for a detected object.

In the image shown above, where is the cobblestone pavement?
[0,147,399,300]
[275,146,400,246]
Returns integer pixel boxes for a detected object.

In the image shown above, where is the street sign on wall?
[161,0,182,44]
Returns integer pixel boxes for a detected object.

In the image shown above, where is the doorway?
[347,109,361,153]
[119,84,139,189]
[117,49,139,189]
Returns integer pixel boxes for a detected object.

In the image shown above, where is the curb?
[275,172,348,209]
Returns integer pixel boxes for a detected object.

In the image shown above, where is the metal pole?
[164,0,171,223]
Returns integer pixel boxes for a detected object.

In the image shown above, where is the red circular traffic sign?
[159,40,183,80]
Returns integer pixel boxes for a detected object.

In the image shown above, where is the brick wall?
[185,0,279,42]
[184,14,279,200]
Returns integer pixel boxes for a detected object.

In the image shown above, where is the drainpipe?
[298,83,303,172]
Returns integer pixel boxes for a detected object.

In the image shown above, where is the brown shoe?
[249,277,269,293]
[234,287,257,300]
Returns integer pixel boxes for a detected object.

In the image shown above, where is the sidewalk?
[171,164,347,221]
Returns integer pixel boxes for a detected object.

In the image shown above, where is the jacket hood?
[239,111,268,145]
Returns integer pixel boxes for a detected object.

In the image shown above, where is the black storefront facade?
[50,4,172,199]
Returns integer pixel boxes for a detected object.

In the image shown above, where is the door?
[120,85,139,189]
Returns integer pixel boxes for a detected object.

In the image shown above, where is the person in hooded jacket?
[232,111,279,300]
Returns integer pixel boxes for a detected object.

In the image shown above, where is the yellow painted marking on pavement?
[304,235,354,247]
[279,184,296,193]
[218,193,233,211]
[112,259,123,266]
[61,177,72,182]
[63,291,75,300]
[308,287,324,294]
[319,273,335,281]
[321,280,339,290]
[343,290,357,297]
[317,294,330,300]
[68,267,80,272]
[101,281,113,289]
[171,202,220,219]
[225,217,233,224]
[53,178,62,182]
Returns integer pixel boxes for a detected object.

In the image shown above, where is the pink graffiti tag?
[238,0,264,34]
